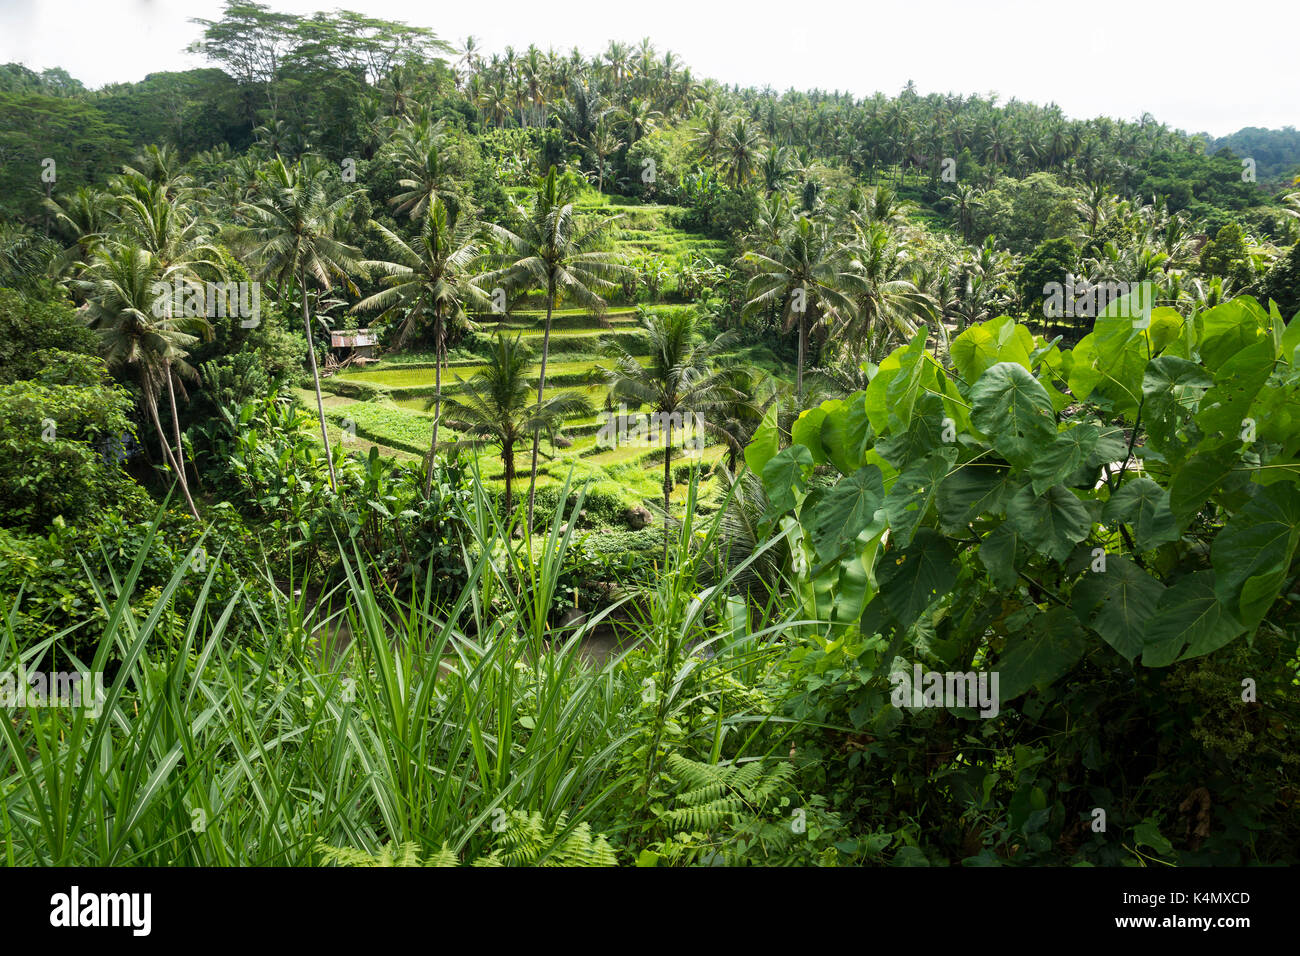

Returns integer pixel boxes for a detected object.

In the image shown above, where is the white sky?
[0,0,1294,137]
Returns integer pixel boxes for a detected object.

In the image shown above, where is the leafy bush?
[0,377,141,531]
[751,294,1300,863]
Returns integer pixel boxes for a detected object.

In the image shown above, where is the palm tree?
[479,165,629,528]
[383,120,455,221]
[442,334,590,517]
[587,118,623,194]
[601,309,739,558]
[692,107,728,165]
[711,365,780,472]
[0,222,55,289]
[236,156,369,492]
[44,186,113,276]
[79,244,206,519]
[758,144,795,195]
[940,183,983,242]
[354,198,488,495]
[838,222,939,361]
[742,215,856,400]
[721,116,764,188]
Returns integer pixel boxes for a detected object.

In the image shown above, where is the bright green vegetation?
[2,2,1299,870]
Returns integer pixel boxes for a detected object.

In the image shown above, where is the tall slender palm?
[108,177,226,499]
[940,183,983,242]
[442,334,591,517]
[479,165,630,528]
[354,198,488,495]
[587,118,623,194]
[601,309,739,559]
[742,215,856,400]
[236,156,368,492]
[79,244,205,519]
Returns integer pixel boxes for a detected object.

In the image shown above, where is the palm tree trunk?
[164,362,194,500]
[145,381,200,520]
[525,290,554,530]
[302,278,338,492]
[424,321,444,498]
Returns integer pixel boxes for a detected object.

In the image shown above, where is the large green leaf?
[1006,482,1092,563]
[864,331,927,433]
[1141,356,1213,455]
[878,528,957,631]
[883,452,952,548]
[1071,555,1165,662]
[969,362,1057,466]
[1028,423,1100,494]
[806,464,885,561]
[996,607,1089,699]
[831,510,890,625]
[1194,337,1274,440]
[761,443,814,516]
[937,463,1015,532]
[1248,368,1300,459]
[1211,482,1300,627]
[1141,571,1246,666]
[744,404,780,476]
[1168,445,1237,526]
[950,314,1032,384]
[791,403,831,464]
[820,393,873,477]
[979,521,1022,590]
[1102,477,1180,550]
[1197,298,1271,371]
[875,394,946,468]
[1067,334,1147,419]
[1281,308,1300,364]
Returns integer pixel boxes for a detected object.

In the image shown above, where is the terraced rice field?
[298,204,760,522]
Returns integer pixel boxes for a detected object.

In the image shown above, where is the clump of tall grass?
[0,472,802,865]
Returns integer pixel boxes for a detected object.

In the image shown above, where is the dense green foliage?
[2,3,1298,868]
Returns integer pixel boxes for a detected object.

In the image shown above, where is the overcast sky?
[0,0,1294,137]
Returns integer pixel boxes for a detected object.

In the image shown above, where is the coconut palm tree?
[383,120,456,221]
[837,221,939,361]
[601,309,739,558]
[442,334,591,517]
[479,165,630,529]
[235,156,369,492]
[587,118,623,194]
[742,215,856,400]
[721,116,764,188]
[940,183,983,242]
[79,244,207,519]
[711,364,780,472]
[692,107,728,165]
[44,186,113,277]
[0,222,56,289]
[354,198,488,495]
